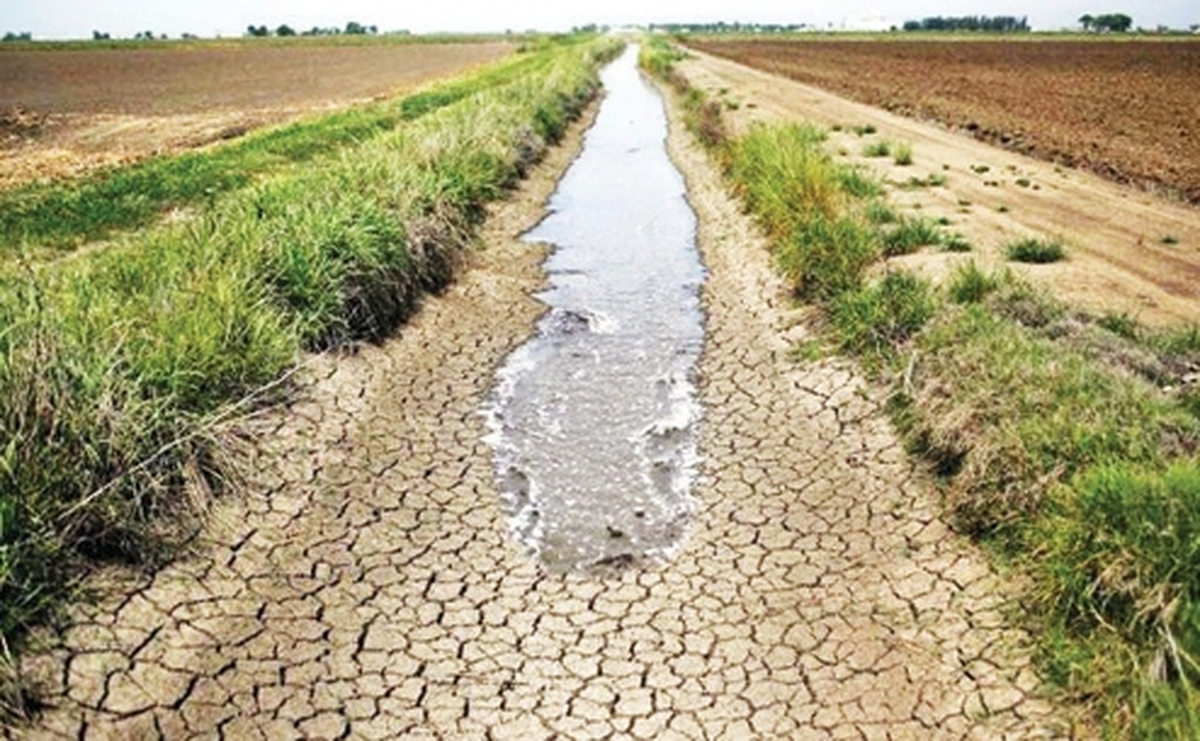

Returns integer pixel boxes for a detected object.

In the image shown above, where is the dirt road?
[12,74,1081,739]
[679,49,1200,327]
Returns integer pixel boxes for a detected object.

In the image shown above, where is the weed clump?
[863,140,892,158]
[948,261,1002,304]
[881,217,943,256]
[1006,237,1066,263]
[942,233,972,252]
[833,271,936,357]
[775,216,880,301]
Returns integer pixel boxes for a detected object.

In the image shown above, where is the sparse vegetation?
[900,173,946,189]
[893,143,914,166]
[654,42,1200,736]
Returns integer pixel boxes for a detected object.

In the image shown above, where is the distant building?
[842,15,895,32]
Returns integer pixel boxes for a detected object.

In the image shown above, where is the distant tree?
[92,30,110,40]
[246,25,269,37]
[133,30,155,40]
[344,21,369,35]
[181,32,198,40]
[276,24,295,37]
[1093,13,1134,32]
[1079,14,1094,31]
[2,31,32,41]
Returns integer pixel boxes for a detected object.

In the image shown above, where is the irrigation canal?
[484,45,707,572]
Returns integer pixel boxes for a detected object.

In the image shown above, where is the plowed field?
[688,38,1200,204]
[0,40,511,187]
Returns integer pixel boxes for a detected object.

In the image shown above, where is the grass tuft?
[1006,237,1066,263]
[942,233,973,252]
[948,261,1003,304]
[832,271,936,358]
[881,216,943,256]
[862,140,892,158]
[865,200,899,225]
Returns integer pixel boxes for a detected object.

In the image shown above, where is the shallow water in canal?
[483,45,706,572]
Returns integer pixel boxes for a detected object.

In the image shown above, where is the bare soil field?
[689,38,1200,204]
[676,49,1200,326]
[0,41,511,187]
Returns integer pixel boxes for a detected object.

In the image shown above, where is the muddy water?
[483,46,706,572]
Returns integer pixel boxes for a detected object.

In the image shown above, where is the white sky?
[1,0,1195,39]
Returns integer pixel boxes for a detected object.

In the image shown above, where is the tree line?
[1078,14,1134,32]
[245,21,380,37]
[902,16,1030,32]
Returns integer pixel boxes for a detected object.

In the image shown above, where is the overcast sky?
[1,0,1195,39]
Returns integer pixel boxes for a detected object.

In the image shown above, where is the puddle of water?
[482,45,707,573]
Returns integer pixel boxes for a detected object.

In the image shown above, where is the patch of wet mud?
[483,46,706,573]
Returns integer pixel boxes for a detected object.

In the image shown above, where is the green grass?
[0,34,620,670]
[881,216,944,256]
[838,168,885,198]
[893,143,914,166]
[865,200,899,225]
[942,233,973,252]
[833,271,936,358]
[900,173,947,189]
[1006,237,1067,263]
[948,261,1003,304]
[863,140,892,158]
[0,44,570,257]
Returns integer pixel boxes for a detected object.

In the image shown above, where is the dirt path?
[12,78,1082,739]
[679,50,1200,327]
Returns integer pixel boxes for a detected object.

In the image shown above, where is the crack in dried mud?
[9,79,1084,740]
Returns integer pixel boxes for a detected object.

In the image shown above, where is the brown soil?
[688,38,1200,205]
[8,75,1088,740]
[0,41,511,189]
[679,49,1200,327]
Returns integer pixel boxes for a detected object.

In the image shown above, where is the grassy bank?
[642,38,1200,738]
[0,35,622,711]
[0,42,558,256]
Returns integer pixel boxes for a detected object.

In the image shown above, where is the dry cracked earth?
[10,83,1085,740]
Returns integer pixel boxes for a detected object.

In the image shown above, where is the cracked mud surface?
[12,80,1084,739]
